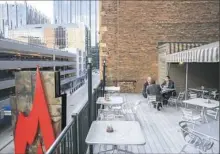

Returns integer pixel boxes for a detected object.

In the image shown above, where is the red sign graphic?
[14,67,55,153]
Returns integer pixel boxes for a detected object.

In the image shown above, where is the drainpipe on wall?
[185,63,188,100]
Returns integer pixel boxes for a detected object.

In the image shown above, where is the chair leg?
[204,114,208,123]
[214,110,219,120]
[179,144,188,153]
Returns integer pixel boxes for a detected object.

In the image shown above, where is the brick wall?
[99,0,219,92]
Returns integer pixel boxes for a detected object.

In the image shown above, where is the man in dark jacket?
[161,76,175,89]
[142,77,151,98]
[147,79,162,111]
[161,76,176,104]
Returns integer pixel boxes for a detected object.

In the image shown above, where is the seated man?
[142,76,151,98]
[146,79,162,111]
[161,76,176,105]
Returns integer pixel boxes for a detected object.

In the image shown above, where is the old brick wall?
[99,0,219,93]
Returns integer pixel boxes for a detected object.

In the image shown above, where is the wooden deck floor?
[92,93,219,154]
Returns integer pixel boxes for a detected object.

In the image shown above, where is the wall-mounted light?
[179,62,184,65]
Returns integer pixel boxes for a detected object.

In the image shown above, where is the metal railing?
[46,82,104,154]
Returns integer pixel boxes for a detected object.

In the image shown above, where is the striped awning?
[166,42,219,63]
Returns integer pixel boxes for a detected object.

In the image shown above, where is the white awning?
[166,42,219,63]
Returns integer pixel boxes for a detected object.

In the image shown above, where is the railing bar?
[71,123,75,154]
[69,125,73,153]
[46,84,102,154]
[46,120,75,154]
[64,135,66,154]
[66,132,69,154]
[61,138,64,154]
[76,115,80,154]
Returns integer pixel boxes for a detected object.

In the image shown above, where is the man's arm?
[158,84,162,91]
[146,86,150,94]
[143,82,147,92]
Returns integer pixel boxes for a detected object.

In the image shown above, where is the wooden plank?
[93,93,219,154]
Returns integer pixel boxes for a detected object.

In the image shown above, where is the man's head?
[165,76,170,82]
[147,76,151,83]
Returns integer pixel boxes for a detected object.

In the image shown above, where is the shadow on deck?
[93,93,219,154]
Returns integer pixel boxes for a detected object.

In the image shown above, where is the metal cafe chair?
[180,108,203,128]
[206,107,219,120]
[179,121,214,154]
[97,108,126,121]
[147,95,163,109]
[168,92,185,109]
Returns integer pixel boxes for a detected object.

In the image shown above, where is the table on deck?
[183,98,219,123]
[105,86,120,94]
[193,121,219,142]
[188,88,209,93]
[86,121,146,153]
[161,88,175,94]
[96,96,124,109]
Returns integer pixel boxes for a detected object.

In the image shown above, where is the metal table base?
[98,145,134,154]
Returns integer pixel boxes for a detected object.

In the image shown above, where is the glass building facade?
[54,0,90,25]
[0,2,50,37]
[53,0,98,46]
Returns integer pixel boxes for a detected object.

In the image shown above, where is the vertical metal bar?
[88,57,93,154]
[169,42,171,54]
[76,115,80,154]
[177,42,180,52]
[64,136,67,154]
[103,60,106,96]
[181,43,184,52]
[173,43,176,53]
[61,137,65,153]
[185,63,188,100]
[66,132,69,154]
[69,125,73,153]
[94,89,97,118]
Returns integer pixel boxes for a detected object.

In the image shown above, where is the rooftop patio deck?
[93,93,219,154]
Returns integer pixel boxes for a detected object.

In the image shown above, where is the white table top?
[86,121,146,145]
[105,86,120,92]
[161,88,175,94]
[96,96,124,106]
[183,98,219,108]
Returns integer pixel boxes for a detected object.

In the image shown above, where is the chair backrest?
[180,108,193,117]
[133,100,142,113]
[189,93,197,99]
[179,121,214,152]
[148,95,156,102]
[177,92,185,100]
